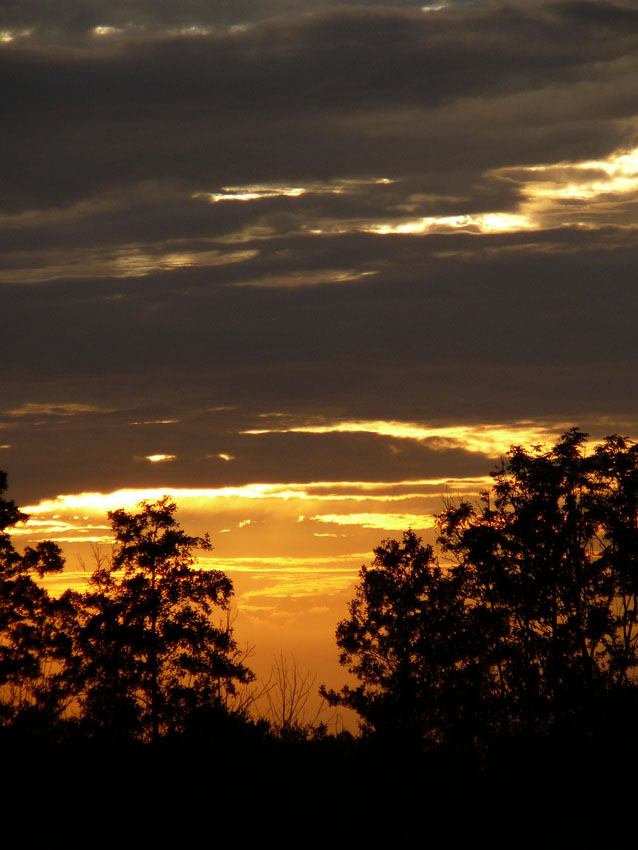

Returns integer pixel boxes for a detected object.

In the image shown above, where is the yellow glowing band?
[242,419,567,456]
[308,513,437,530]
[20,476,494,516]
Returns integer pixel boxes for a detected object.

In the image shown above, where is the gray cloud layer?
[2,1,638,501]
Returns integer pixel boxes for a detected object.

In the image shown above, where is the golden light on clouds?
[23,480,464,515]
[145,454,176,463]
[0,245,257,285]
[236,144,638,243]
[195,177,392,204]
[243,419,566,456]
[113,247,258,278]
[7,403,104,417]
[0,29,32,43]
[92,26,123,37]
[365,212,533,236]
[16,476,489,554]
[10,517,110,543]
[517,146,638,202]
[199,554,367,610]
[200,186,307,202]
[308,513,437,530]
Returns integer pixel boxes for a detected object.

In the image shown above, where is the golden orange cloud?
[243,419,568,456]
[308,513,437,530]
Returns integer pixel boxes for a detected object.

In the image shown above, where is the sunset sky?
[3,0,638,707]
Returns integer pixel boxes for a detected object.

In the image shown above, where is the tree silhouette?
[75,497,253,743]
[321,531,495,749]
[438,428,638,734]
[327,430,638,751]
[0,471,71,733]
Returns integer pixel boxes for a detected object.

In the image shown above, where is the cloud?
[243,420,570,456]
[308,512,437,530]
[2,4,637,215]
[3,2,638,512]
[6,403,106,417]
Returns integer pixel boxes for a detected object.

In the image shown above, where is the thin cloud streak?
[243,420,572,456]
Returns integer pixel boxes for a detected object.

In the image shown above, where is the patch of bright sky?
[278,144,638,239]
[243,420,567,456]
[509,146,638,203]
[10,517,110,540]
[364,212,533,236]
[92,26,124,37]
[203,553,365,593]
[21,478,485,517]
[145,454,176,463]
[0,29,32,43]
[196,178,392,204]
[308,513,437,530]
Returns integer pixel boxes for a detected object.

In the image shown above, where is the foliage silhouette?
[321,530,494,749]
[0,472,72,733]
[438,428,638,736]
[326,430,638,750]
[74,496,253,743]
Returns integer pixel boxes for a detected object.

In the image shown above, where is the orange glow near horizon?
[19,475,491,518]
[17,474,484,616]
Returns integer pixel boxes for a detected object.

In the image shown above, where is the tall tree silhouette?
[0,472,71,733]
[321,531,496,749]
[438,428,638,733]
[327,430,638,750]
[76,497,253,743]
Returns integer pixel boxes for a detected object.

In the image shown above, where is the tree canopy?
[321,531,493,749]
[0,472,70,731]
[74,496,254,743]
[325,429,638,750]
[0,480,254,745]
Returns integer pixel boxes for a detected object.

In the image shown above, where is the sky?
[3,0,638,715]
